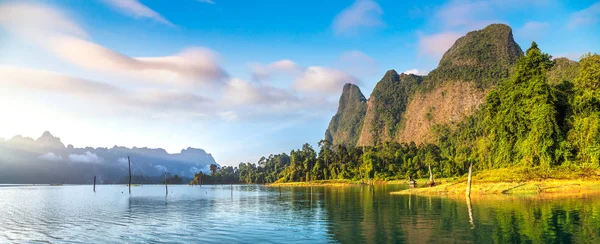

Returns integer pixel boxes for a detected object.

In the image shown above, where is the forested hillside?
[191,25,600,185]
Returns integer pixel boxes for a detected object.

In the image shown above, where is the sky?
[0,0,599,166]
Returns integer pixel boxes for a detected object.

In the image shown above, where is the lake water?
[1,184,600,243]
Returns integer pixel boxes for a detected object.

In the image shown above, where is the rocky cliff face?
[324,83,367,147]
[357,71,422,146]
[326,23,524,147]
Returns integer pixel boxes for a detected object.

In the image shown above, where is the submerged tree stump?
[466,161,473,196]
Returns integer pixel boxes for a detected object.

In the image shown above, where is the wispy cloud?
[332,0,384,35]
[0,2,227,88]
[516,21,549,40]
[248,59,303,81]
[417,32,462,60]
[248,58,360,95]
[293,66,360,94]
[337,50,378,76]
[0,2,343,123]
[568,1,600,28]
[39,152,63,162]
[0,65,214,116]
[102,0,173,25]
[402,69,429,76]
[69,151,103,164]
[197,0,216,4]
[0,3,87,38]
[433,0,548,31]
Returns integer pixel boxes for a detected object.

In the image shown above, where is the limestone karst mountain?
[325,23,577,147]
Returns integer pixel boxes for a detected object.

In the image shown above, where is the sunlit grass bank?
[268,179,363,187]
[267,178,450,187]
[392,166,600,196]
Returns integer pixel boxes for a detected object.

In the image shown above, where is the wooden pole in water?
[428,162,435,186]
[93,176,96,192]
[164,172,168,196]
[466,195,475,229]
[466,161,473,197]
[128,156,132,194]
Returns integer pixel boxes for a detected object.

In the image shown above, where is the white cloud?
[197,0,216,4]
[433,0,548,31]
[0,2,226,88]
[516,21,549,40]
[117,157,129,167]
[293,66,360,94]
[402,69,429,76]
[69,151,103,164]
[0,3,87,38]
[0,65,213,115]
[218,111,239,121]
[338,50,378,76]
[435,0,491,29]
[249,59,303,81]
[220,77,336,119]
[38,152,63,162]
[417,32,462,59]
[224,78,298,105]
[332,0,384,35]
[102,0,172,25]
[0,2,342,123]
[48,37,227,87]
[568,2,600,28]
[154,165,167,172]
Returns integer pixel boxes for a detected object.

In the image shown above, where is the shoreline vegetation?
[392,167,600,196]
[268,167,600,199]
[267,179,408,187]
[189,39,600,202]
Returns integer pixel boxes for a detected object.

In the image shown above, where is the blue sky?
[0,0,599,166]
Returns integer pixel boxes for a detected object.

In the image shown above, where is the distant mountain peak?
[426,23,523,88]
[41,131,53,137]
[7,135,35,145]
[324,83,367,147]
[0,131,218,183]
[35,131,65,149]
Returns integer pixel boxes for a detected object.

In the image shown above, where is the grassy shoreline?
[267,179,408,187]
[267,167,600,198]
[392,167,600,196]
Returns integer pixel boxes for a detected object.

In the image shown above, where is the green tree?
[484,42,560,168]
[568,54,600,164]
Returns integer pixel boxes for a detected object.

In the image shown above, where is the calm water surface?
[1,184,600,243]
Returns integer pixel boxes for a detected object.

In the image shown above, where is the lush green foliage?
[363,71,423,144]
[424,24,523,90]
[191,44,599,185]
[190,153,291,184]
[567,54,600,164]
[481,42,560,168]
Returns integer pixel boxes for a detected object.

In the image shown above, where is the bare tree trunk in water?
[128,156,132,194]
[164,172,168,196]
[428,163,435,186]
[466,161,473,197]
[466,196,475,229]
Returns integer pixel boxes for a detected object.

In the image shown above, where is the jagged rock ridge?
[324,83,367,147]
[326,23,526,147]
